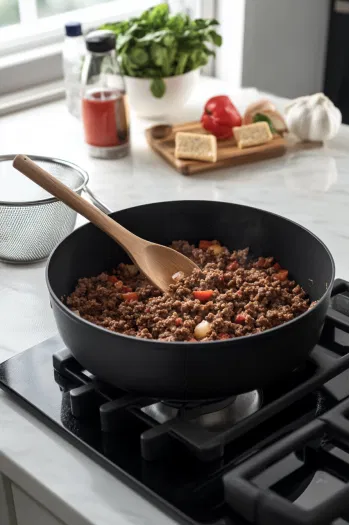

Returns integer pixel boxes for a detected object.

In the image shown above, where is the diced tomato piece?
[189,338,198,342]
[273,262,281,271]
[274,270,288,281]
[199,240,214,250]
[235,314,246,324]
[122,286,132,293]
[218,333,230,340]
[122,292,139,302]
[145,307,150,313]
[108,275,118,283]
[227,261,239,271]
[236,290,243,297]
[257,257,265,268]
[175,318,182,326]
[193,290,214,302]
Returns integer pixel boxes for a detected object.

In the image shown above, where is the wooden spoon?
[13,154,199,293]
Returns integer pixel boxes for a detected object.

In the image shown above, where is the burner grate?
[224,396,349,525]
[52,280,349,462]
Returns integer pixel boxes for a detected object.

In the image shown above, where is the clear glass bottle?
[63,22,85,119]
[81,30,130,159]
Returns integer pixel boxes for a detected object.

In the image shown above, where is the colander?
[0,154,109,263]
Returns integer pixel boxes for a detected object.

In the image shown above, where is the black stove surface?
[2,279,349,525]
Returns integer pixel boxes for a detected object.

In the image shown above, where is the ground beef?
[66,240,312,342]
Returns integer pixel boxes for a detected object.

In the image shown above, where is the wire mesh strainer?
[0,154,109,264]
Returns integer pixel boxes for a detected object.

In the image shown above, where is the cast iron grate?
[224,395,349,524]
[53,279,349,462]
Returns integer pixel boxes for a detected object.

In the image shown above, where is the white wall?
[241,0,331,98]
[215,0,246,89]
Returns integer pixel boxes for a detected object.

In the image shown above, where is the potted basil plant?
[101,3,222,118]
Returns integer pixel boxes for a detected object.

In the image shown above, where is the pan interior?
[48,201,334,305]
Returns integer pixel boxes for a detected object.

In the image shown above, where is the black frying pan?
[47,201,335,401]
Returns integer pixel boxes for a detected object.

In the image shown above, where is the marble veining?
[1,77,349,524]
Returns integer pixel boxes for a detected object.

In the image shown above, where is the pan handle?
[83,186,112,215]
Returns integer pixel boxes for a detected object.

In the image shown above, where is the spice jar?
[81,30,129,159]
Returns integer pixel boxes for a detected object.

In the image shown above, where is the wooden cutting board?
[145,121,287,175]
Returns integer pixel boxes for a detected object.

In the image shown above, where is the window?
[0,0,20,28]
[36,1,115,18]
[0,0,163,97]
[0,0,215,102]
[0,1,118,28]
[0,0,163,58]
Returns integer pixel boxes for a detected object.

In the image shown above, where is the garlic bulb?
[285,93,341,142]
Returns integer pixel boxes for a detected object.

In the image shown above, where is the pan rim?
[46,199,336,346]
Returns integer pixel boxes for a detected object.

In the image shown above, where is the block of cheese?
[175,132,217,163]
[233,122,273,149]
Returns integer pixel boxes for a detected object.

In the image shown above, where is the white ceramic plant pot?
[124,68,200,119]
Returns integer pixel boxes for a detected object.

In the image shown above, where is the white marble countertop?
[1,76,349,525]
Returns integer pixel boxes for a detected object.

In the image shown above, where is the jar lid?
[85,30,116,53]
[65,22,82,37]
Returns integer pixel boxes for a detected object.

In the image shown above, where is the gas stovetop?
[2,279,349,525]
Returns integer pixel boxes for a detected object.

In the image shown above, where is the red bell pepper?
[201,95,242,139]
[235,314,246,324]
[274,270,289,282]
[122,292,139,302]
[193,290,214,302]
[199,240,214,250]
[226,261,239,271]
[218,333,230,340]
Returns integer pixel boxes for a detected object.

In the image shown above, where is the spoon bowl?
[142,243,198,292]
[12,154,199,293]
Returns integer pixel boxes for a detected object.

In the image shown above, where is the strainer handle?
[12,154,141,253]
[83,186,111,215]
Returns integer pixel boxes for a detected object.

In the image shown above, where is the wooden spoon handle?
[12,154,137,250]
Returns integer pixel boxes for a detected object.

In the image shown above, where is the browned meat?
[66,240,311,342]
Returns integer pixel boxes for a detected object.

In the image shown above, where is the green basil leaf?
[175,51,189,75]
[143,67,162,77]
[122,55,140,76]
[162,33,176,48]
[147,3,169,28]
[150,78,166,98]
[116,33,133,51]
[166,14,186,32]
[209,31,222,46]
[253,113,277,134]
[129,47,149,66]
[150,43,167,67]
[99,3,222,79]
[194,18,219,29]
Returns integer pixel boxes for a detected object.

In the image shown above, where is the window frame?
[0,0,154,57]
[0,0,216,102]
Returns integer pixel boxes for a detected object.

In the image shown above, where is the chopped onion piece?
[172,271,185,281]
[209,244,224,255]
[194,320,212,340]
[72,310,80,317]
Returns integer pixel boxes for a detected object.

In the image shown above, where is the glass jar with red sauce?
[81,30,129,159]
